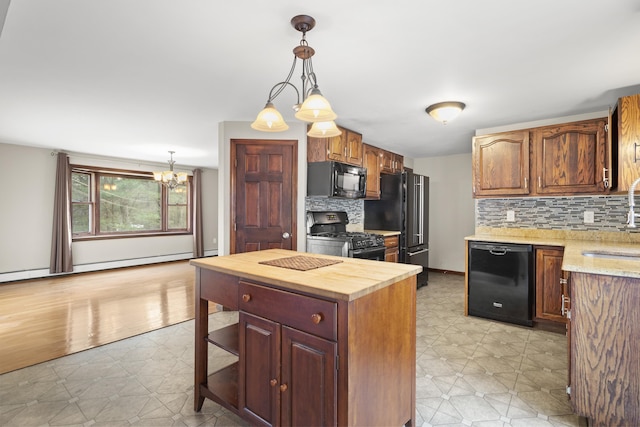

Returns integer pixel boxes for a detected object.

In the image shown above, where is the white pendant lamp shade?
[307,120,342,137]
[426,101,465,124]
[294,88,337,122]
[251,102,290,132]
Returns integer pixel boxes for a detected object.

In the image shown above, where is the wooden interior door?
[231,139,297,254]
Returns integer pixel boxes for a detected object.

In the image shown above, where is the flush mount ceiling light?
[251,15,340,137]
[153,151,188,190]
[426,101,466,124]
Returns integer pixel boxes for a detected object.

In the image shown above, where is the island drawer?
[238,281,337,341]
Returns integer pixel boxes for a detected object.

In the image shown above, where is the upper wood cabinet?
[612,93,640,192]
[533,118,607,195]
[363,143,381,199]
[472,130,530,197]
[380,149,403,174]
[307,126,363,166]
[472,118,609,198]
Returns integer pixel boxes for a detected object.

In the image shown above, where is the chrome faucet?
[628,177,640,227]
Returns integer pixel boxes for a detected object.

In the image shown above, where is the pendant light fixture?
[153,151,188,190]
[251,15,340,136]
[426,101,466,124]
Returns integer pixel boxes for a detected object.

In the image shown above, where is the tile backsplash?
[305,197,364,231]
[476,195,637,233]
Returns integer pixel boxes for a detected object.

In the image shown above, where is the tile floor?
[0,272,585,426]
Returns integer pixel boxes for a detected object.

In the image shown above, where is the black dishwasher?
[468,241,534,326]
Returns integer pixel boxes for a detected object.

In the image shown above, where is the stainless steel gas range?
[306,211,386,261]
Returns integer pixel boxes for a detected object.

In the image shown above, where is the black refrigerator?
[364,169,429,287]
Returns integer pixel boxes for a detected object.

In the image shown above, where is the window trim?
[70,165,192,241]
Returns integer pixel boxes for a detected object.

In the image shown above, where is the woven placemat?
[259,255,343,271]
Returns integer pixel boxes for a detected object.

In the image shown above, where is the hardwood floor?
[0,260,209,375]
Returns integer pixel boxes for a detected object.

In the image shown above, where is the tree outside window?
[71,167,191,238]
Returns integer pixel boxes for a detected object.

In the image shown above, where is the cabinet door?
[472,131,530,197]
[383,235,399,262]
[345,130,363,166]
[381,150,403,174]
[615,93,640,191]
[239,312,281,427]
[363,143,381,199]
[533,118,607,194]
[327,133,346,163]
[281,326,337,426]
[534,247,567,324]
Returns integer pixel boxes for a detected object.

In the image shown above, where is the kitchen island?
[190,249,422,427]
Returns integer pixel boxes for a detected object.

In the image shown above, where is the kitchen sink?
[582,250,640,261]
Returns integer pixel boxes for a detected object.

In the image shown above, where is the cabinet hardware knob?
[242,294,251,303]
[280,384,288,392]
[270,379,277,387]
[311,313,323,324]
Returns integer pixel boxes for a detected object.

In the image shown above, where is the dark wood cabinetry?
[612,93,640,192]
[533,119,607,194]
[534,246,568,325]
[381,148,404,174]
[568,272,640,426]
[363,143,381,199]
[307,126,363,166]
[472,130,530,197]
[383,235,400,262]
[239,311,336,427]
[472,118,609,197]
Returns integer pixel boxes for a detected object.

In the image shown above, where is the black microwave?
[307,161,367,198]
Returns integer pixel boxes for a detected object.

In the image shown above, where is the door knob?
[282,232,291,239]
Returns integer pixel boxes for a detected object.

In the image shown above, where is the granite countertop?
[365,229,401,237]
[190,249,422,301]
[466,227,640,278]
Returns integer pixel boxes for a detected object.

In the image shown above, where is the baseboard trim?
[428,268,464,276]
[0,250,218,283]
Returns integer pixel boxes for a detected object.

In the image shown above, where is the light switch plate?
[506,210,515,222]
[584,211,595,224]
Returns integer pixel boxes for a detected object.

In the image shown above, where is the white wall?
[0,142,219,282]
[218,121,308,256]
[412,153,475,273]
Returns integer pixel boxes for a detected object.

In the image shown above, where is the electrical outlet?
[584,211,595,224]
[506,210,515,222]
[213,237,217,244]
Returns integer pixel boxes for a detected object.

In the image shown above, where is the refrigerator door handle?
[408,248,429,256]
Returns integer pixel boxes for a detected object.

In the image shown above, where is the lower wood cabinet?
[534,246,568,324]
[568,272,640,426]
[383,235,400,262]
[239,312,336,427]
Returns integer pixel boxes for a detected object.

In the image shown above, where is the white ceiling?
[1,1,640,169]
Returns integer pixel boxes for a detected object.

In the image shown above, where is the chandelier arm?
[267,81,300,105]
[267,56,299,102]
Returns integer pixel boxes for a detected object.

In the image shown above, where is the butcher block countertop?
[365,229,401,237]
[466,227,640,278]
[190,249,422,301]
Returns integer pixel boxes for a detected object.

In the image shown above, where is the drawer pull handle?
[242,294,251,303]
[270,379,277,387]
[280,384,288,392]
[311,313,323,324]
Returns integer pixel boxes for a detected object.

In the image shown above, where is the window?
[71,166,191,239]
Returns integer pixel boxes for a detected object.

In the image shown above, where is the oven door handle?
[353,246,386,255]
